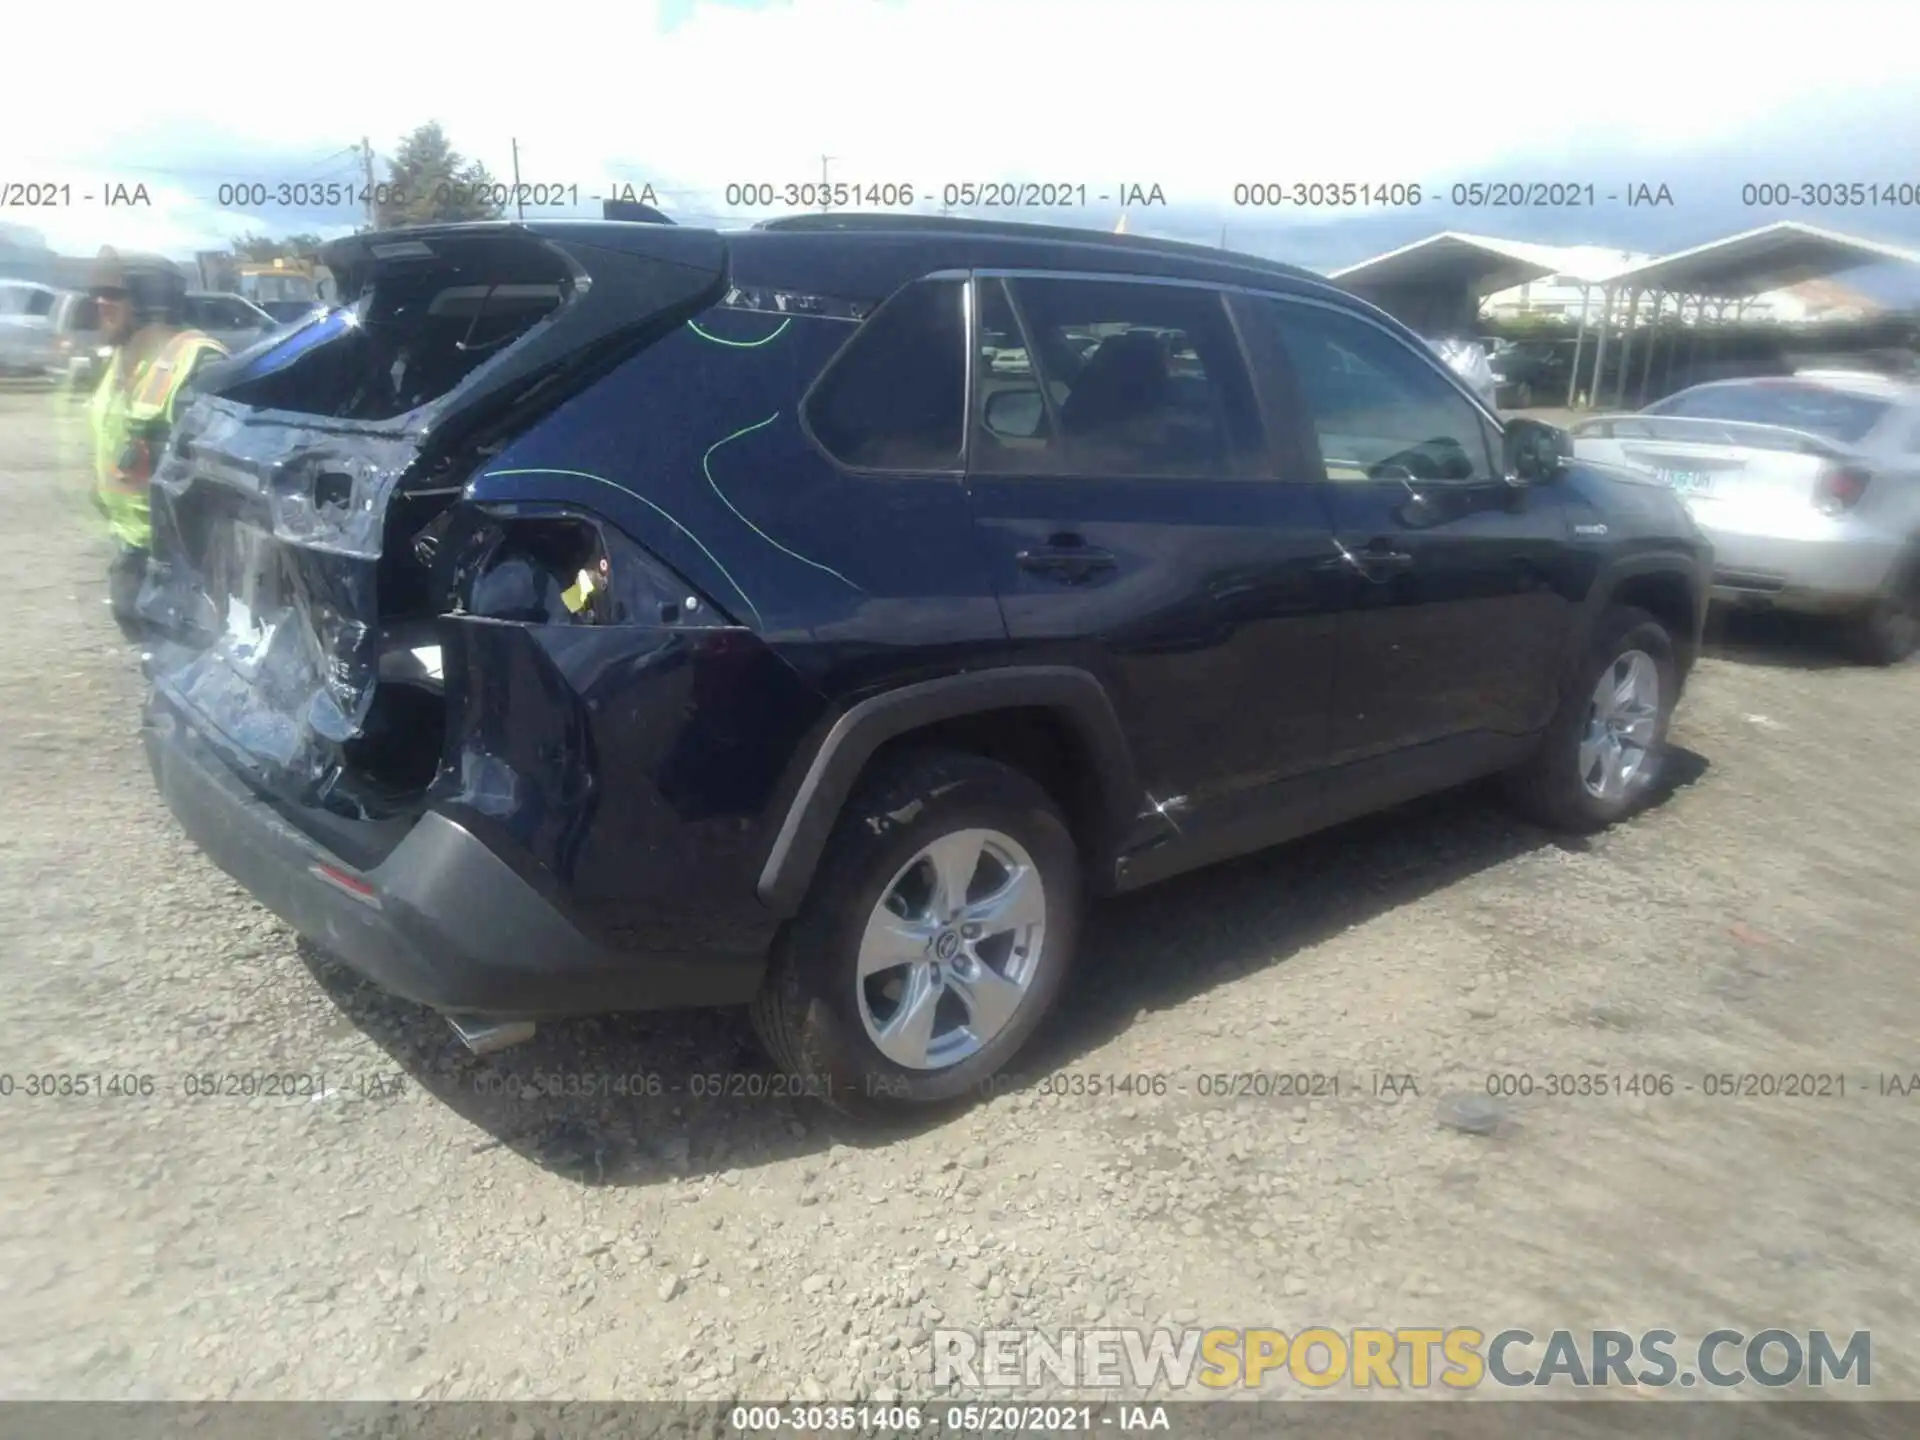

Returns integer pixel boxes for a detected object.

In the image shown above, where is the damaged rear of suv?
[144,216,1707,1115]
[141,221,845,1049]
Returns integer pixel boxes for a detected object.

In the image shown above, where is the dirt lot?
[2,385,1917,1404]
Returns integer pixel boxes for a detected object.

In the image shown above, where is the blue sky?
[4,0,1919,292]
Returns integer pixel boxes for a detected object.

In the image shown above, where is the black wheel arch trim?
[755,666,1140,915]
[1585,548,1710,668]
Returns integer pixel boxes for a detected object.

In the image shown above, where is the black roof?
[321,216,1349,310]
[730,212,1343,303]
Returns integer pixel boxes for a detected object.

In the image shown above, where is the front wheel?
[1506,605,1677,833]
[751,749,1082,1115]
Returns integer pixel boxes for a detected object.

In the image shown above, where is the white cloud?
[4,0,1916,254]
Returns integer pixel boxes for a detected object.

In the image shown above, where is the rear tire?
[750,749,1082,1117]
[1506,605,1677,833]
[1842,552,1919,666]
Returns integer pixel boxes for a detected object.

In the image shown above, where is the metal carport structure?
[1329,231,1640,405]
[1581,221,1920,410]
[1329,221,1920,410]
[1328,230,1581,332]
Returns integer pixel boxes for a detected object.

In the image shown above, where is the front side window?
[972,276,1262,478]
[1261,299,1497,483]
[803,278,965,471]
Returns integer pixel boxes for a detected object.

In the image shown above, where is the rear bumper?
[142,696,766,1020]
[1700,522,1901,611]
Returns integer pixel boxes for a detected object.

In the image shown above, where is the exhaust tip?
[446,1014,536,1056]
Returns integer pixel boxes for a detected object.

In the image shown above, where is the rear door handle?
[1017,542,1117,583]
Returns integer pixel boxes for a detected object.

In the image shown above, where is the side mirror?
[983,387,1046,440]
[1502,417,1572,485]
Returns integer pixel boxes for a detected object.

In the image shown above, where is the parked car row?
[0,277,286,389]
[1486,337,1578,409]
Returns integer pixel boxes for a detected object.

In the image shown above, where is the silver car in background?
[0,278,60,377]
[47,291,112,391]
[1571,373,1920,664]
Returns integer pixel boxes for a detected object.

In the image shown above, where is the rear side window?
[803,278,965,471]
[1260,299,1497,483]
[1646,382,1891,444]
[973,276,1262,478]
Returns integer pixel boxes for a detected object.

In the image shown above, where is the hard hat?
[90,247,188,327]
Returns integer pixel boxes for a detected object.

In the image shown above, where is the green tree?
[375,122,506,228]
[231,232,325,262]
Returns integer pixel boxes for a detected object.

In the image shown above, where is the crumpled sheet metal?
[144,397,426,800]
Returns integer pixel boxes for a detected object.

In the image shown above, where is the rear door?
[1245,295,1573,802]
[963,272,1342,870]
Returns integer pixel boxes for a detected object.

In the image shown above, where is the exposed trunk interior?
[143,222,730,841]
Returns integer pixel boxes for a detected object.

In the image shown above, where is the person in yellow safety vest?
[87,248,228,637]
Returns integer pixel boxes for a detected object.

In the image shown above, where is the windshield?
[1646,381,1892,443]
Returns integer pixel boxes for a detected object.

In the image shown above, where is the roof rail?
[751,212,1326,285]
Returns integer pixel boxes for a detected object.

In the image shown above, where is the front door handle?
[1360,547,1414,572]
[1318,540,1415,582]
[1017,542,1117,584]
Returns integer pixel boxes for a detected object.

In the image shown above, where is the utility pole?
[511,138,525,220]
[360,137,376,230]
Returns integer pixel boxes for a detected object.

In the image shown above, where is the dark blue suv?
[139,215,1710,1112]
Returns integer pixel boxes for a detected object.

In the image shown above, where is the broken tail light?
[1813,463,1872,515]
[447,507,726,629]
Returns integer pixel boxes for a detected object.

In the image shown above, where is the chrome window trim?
[959,275,975,472]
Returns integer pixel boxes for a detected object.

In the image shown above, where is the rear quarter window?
[801,279,966,472]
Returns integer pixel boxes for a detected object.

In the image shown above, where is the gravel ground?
[2,385,1917,1403]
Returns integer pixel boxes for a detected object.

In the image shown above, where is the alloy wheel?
[855,828,1047,1071]
[1578,649,1660,800]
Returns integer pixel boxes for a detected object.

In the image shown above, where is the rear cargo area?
[141,222,728,834]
